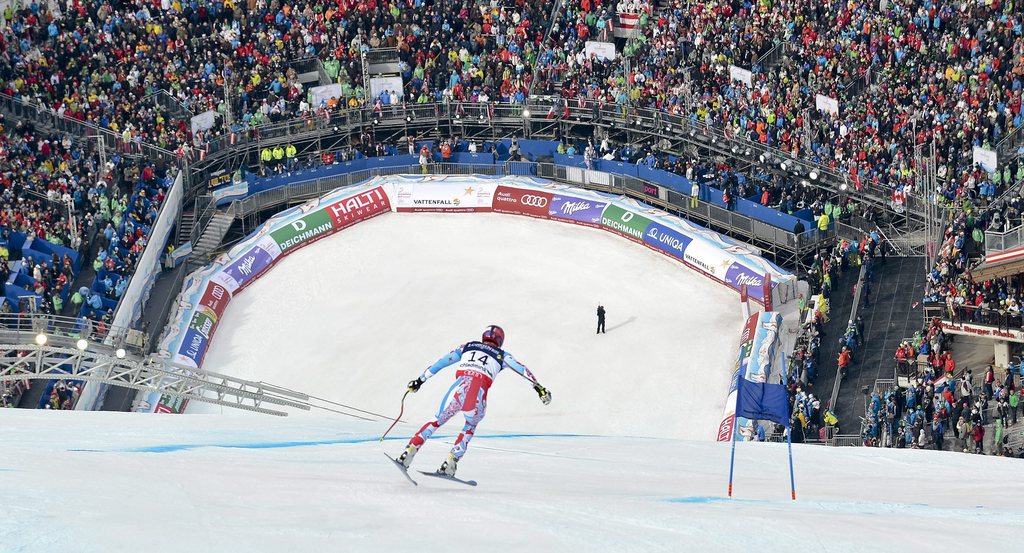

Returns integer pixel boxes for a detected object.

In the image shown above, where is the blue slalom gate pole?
[787,427,796,500]
[727,416,739,497]
[727,376,741,498]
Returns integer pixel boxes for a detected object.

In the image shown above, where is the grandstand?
[0,0,1022,461]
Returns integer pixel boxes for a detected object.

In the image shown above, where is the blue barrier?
[228,139,820,239]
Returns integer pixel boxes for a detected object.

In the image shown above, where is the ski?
[417,470,478,487]
[385,452,417,486]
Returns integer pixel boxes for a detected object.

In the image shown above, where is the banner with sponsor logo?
[642,222,692,261]
[601,204,653,243]
[719,311,785,441]
[492,185,552,219]
[393,180,495,212]
[548,194,607,227]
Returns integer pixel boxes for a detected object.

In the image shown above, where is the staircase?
[191,211,235,264]
[177,209,196,247]
[832,257,926,423]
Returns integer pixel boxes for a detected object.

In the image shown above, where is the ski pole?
[379,389,410,442]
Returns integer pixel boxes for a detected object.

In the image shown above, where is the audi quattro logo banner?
[492,186,552,218]
[394,182,495,212]
[548,194,607,227]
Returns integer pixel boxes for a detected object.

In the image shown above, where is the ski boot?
[397,444,419,469]
[438,453,458,476]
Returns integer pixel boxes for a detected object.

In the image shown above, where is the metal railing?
[945,304,1024,332]
[364,48,400,67]
[984,223,1024,253]
[829,260,869,412]
[997,123,1024,163]
[0,313,146,354]
[222,161,828,255]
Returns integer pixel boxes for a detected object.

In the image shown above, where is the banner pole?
[727,377,741,498]
[788,426,796,501]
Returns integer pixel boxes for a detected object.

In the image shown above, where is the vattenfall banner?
[152,176,794,413]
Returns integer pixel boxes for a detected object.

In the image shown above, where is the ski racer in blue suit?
[396,325,552,477]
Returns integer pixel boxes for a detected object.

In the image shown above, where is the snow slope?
[1,410,1020,553]
[192,213,743,440]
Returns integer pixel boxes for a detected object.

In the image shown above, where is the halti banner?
[324,186,391,228]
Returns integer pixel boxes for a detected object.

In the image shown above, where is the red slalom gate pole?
[379,390,410,442]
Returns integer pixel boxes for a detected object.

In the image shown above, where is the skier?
[597,304,606,334]
[397,325,552,477]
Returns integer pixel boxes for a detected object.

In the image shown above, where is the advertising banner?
[369,76,405,101]
[492,185,552,219]
[154,393,188,414]
[271,210,334,252]
[643,221,692,261]
[601,204,653,243]
[394,181,495,212]
[719,313,760,442]
[198,282,230,320]
[726,261,771,301]
[549,194,606,227]
[323,185,391,229]
[221,245,275,291]
[177,327,210,366]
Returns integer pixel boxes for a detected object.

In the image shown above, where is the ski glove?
[534,383,552,405]
[408,377,425,393]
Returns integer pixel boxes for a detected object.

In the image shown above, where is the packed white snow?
[192,212,743,440]
[2,411,1021,553]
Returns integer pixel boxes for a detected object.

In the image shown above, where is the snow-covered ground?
[4,212,1021,552]
[193,213,743,441]
[2,410,1021,553]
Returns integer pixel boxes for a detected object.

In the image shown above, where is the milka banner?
[152,175,795,413]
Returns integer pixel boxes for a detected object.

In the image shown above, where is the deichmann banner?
[155,175,795,414]
[601,204,653,243]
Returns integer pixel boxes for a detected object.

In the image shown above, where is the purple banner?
[643,222,692,261]
[725,262,770,300]
[222,245,275,289]
[177,327,209,366]
[549,195,607,227]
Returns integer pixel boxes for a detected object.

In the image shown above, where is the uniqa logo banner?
[642,222,693,260]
